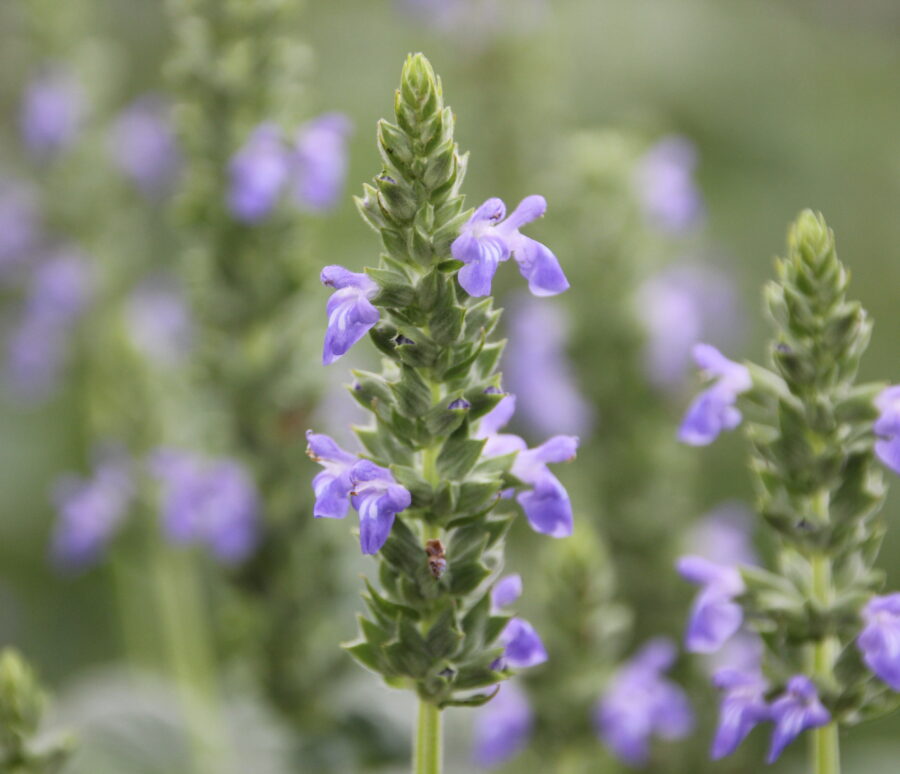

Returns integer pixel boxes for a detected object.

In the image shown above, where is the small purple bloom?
[500,618,548,669]
[320,265,379,365]
[594,638,694,767]
[677,555,745,654]
[858,593,900,690]
[491,574,523,608]
[126,278,192,366]
[634,136,704,233]
[678,344,751,446]
[109,96,181,197]
[292,113,352,213]
[20,67,84,159]
[0,179,41,278]
[767,676,830,763]
[503,294,594,438]
[451,196,568,298]
[307,431,358,520]
[51,455,133,569]
[685,502,757,567]
[873,386,900,475]
[472,681,534,768]
[227,123,289,223]
[710,668,769,760]
[151,450,259,563]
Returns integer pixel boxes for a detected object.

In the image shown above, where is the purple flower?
[320,265,379,365]
[685,502,757,567]
[51,455,133,569]
[858,593,900,690]
[451,196,568,298]
[20,67,84,159]
[491,573,523,608]
[767,676,830,763]
[677,555,745,654]
[306,431,411,554]
[126,278,192,366]
[292,113,352,213]
[503,294,594,438]
[490,573,548,669]
[0,179,41,278]
[227,123,289,223]
[710,668,769,760]
[634,136,704,233]
[151,450,259,563]
[472,681,534,768]
[594,638,694,767]
[478,396,578,537]
[873,386,900,475]
[109,96,181,197]
[678,344,751,446]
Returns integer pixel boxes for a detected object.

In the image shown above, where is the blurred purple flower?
[503,294,594,438]
[452,196,568,298]
[767,676,829,763]
[594,638,694,767]
[0,179,42,278]
[858,593,900,690]
[51,455,133,569]
[109,96,181,197]
[151,449,260,563]
[678,344,751,446]
[634,136,704,233]
[677,555,745,654]
[491,573,523,608]
[228,123,290,223]
[873,385,900,475]
[637,263,741,392]
[685,502,757,567]
[710,667,769,760]
[320,265,379,365]
[472,681,534,768]
[20,68,84,159]
[397,0,546,41]
[125,278,192,366]
[293,113,352,213]
[490,573,548,669]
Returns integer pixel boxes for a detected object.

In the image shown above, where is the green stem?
[414,699,442,774]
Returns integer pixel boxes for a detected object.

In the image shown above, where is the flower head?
[678,344,751,446]
[320,265,380,364]
[125,278,192,366]
[491,573,523,608]
[677,555,745,654]
[452,195,568,298]
[228,123,290,223]
[767,676,830,763]
[490,573,547,669]
[472,681,534,768]
[634,136,704,233]
[293,113,352,212]
[710,667,769,759]
[109,96,180,197]
[594,638,694,767]
[873,386,900,475]
[858,593,900,690]
[685,502,757,567]
[20,68,83,159]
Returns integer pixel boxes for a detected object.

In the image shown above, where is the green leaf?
[390,365,432,417]
[436,428,485,480]
[425,609,463,660]
[446,561,491,595]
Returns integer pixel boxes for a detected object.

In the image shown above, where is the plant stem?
[414,698,442,774]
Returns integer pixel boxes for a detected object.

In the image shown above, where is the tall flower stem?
[810,545,840,774]
[414,699,442,774]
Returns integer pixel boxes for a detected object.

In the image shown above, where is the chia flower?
[451,196,568,298]
[678,343,751,446]
[710,667,769,760]
[503,294,594,438]
[685,502,757,568]
[20,67,84,159]
[306,431,411,555]
[151,450,259,563]
[320,265,379,365]
[491,573,523,608]
[227,123,289,223]
[858,593,900,690]
[477,396,578,537]
[125,279,192,366]
[490,573,548,669]
[634,136,704,233]
[472,681,534,768]
[677,555,745,654]
[109,96,180,197]
[767,676,830,763]
[292,113,352,213]
[873,385,900,475]
[51,455,133,569]
[0,180,41,278]
[594,638,694,767]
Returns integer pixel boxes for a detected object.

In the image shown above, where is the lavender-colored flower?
[858,593,900,690]
[20,68,84,159]
[634,136,704,233]
[685,502,757,567]
[109,96,180,197]
[491,573,523,608]
[710,668,769,760]
[320,265,379,365]
[151,450,259,563]
[678,343,751,446]
[503,294,594,438]
[292,113,352,213]
[451,196,568,298]
[477,396,578,537]
[873,385,900,475]
[490,573,548,669]
[677,555,745,654]
[594,638,694,767]
[472,681,534,768]
[126,279,192,366]
[767,676,830,763]
[227,123,289,223]
[0,180,41,278]
[51,456,133,569]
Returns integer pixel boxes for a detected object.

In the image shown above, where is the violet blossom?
[109,96,181,197]
[767,676,830,763]
[451,196,568,298]
[858,593,900,690]
[677,555,745,654]
[293,113,352,212]
[685,502,757,568]
[125,278,193,366]
[634,136,704,233]
[873,385,900,475]
[710,667,769,760]
[320,265,379,365]
[20,67,84,159]
[228,123,290,222]
[472,681,534,768]
[0,179,41,278]
[490,574,548,670]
